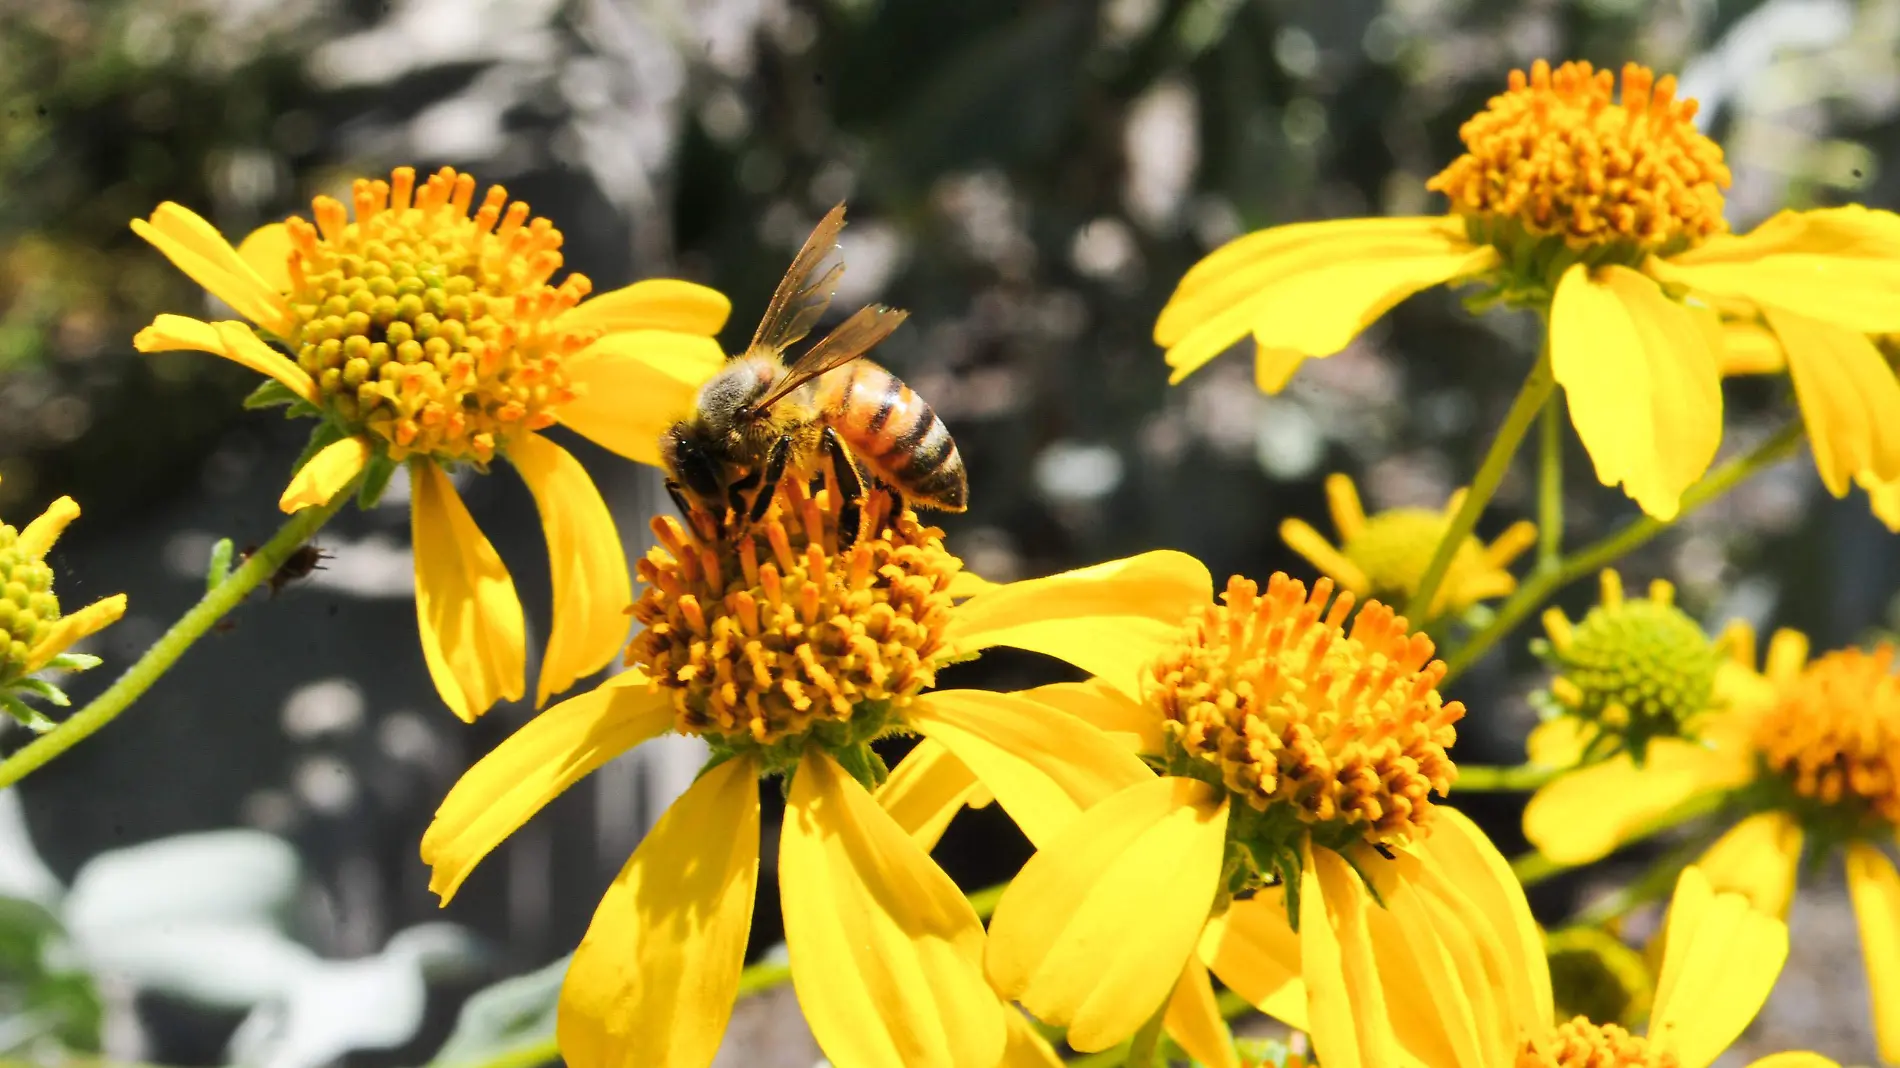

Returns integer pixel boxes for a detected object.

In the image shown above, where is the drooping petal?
[1525,716,1591,769]
[1718,319,1787,376]
[946,570,1000,599]
[1377,856,1509,1068]
[17,497,79,560]
[556,756,759,1068]
[1204,893,1307,1028]
[131,204,296,335]
[1278,518,1371,593]
[280,436,372,513]
[782,750,1004,1068]
[411,462,526,721]
[1000,1006,1066,1068]
[133,315,318,404]
[1741,1056,1842,1068]
[1846,842,1900,1065]
[420,671,670,902]
[1163,958,1239,1068]
[557,279,732,338]
[1857,471,1900,533]
[1015,677,1161,755]
[1550,264,1722,519]
[985,776,1228,1052]
[876,738,988,853]
[1695,811,1802,918]
[508,432,633,707]
[1299,844,1400,1068]
[1763,307,1900,493]
[1649,867,1789,1068]
[556,331,729,466]
[946,550,1213,698]
[235,222,294,293]
[1154,216,1493,383]
[908,689,1152,847]
[1522,739,1745,864]
[1651,206,1900,335]
[1417,807,1553,1027]
[23,594,126,673]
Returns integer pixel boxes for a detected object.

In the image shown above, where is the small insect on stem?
[237,542,332,598]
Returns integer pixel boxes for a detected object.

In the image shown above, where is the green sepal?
[356,454,398,509]
[42,652,101,673]
[0,694,56,732]
[289,420,348,479]
[205,537,235,592]
[243,380,300,409]
[8,678,69,707]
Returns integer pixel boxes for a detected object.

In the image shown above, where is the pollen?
[1534,570,1718,763]
[1750,644,1900,830]
[1429,60,1730,269]
[0,522,58,685]
[268,166,593,466]
[626,480,961,765]
[1517,1018,1677,1068]
[1146,573,1463,850]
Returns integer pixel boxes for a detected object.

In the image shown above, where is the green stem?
[1124,1000,1170,1068]
[1455,763,1559,791]
[1536,397,1563,566]
[0,486,353,788]
[1404,346,1555,622]
[1443,421,1804,684]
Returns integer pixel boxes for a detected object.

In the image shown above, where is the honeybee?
[660,203,967,546]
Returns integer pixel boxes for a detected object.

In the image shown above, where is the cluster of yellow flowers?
[13,57,1897,1068]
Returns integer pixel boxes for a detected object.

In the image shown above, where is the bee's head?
[660,422,726,506]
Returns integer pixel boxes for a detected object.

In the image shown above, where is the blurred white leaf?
[73,921,317,1010]
[0,790,62,908]
[425,954,568,1067]
[65,830,298,933]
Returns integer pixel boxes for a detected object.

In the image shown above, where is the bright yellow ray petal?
[411,462,526,721]
[908,689,1152,848]
[1016,677,1160,754]
[17,497,78,560]
[946,570,999,599]
[1650,867,1789,1068]
[420,671,668,903]
[1164,958,1239,1068]
[557,279,732,338]
[1763,307,1900,493]
[1522,739,1744,864]
[23,594,126,673]
[985,776,1228,1052]
[1379,855,1507,1068]
[1278,518,1371,594]
[1000,1006,1066,1068]
[280,436,372,513]
[1846,842,1900,1065]
[1419,807,1553,1026]
[1551,264,1722,520]
[876,738,987,853]
[782,750,1004,1068]
[1324,472,1367,538]
[1696,811,1802,917]
[1719,320,1787,376]
[1857,470,1900,533]
[556,756,759,1068]
[1742,1055,1842,1068]
[1652,206,1900,334]
[1204,892,1307,1029]
[133,315,318,404]
[556,332,728,466]
[1485,519,1537,569]
[235,222,294,294]
[508,432,633,707]
[1525,716,1591,769]
[946,550,1213,698]
[1299,843,1400,1068]
[131,203,296,335]
[1763,628,1811,685]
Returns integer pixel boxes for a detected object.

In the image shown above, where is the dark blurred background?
[2,0,1897,1064]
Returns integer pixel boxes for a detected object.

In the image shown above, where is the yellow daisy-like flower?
[1279,472,1535,620]
[0,478,126,728]
[1524,623,1900,1062]
[420,474,1217,1068]
[131,166,732,721]
[966,571,1535,1068]
[1156,59,1900,519]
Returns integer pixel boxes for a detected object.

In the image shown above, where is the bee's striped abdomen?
[817,361,967,511]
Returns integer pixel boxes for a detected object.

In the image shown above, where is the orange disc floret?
[1517,1018,1678,1068]
[626,481,960,752]
[268,166,597,465]
[1146,572,1463,847]
[1428,60,1730,254]
[1751,644,1900,829]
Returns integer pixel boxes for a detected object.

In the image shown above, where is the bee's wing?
[746,203,849,359]
[748,304,910,412]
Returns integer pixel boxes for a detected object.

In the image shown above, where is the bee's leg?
[747,436,794,524]
[822,426,866,547]
[726,468,762,519]
[664,479,693,519]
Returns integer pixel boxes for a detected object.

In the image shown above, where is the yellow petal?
[1204,893,1307,1029]
[1857,470,1900,533]
[1164,958,1239,1068]
[1551,264,1722,520]
[782,750,1004,1068]
[1015,677,1161,755]
[1522,739,1744,865]
[1418,807,1553,1028]
[908,689,1153,848]
[1650,867,1789,1068]
[1718,320,1788,376]
[556,332,728,466]
[17,496,79,560]
[1278,518,1370,594]
[1324,472,1367,539]
[1742,1055,1842,1068]
[131,203,296,335]
[946,550,1213,698]
[946,570,999,599]
[556,755,758,1068]
[1696,811,1802,917]
[411,462,526,721]
[1653,206,1900,334]
[24,594,126,674]
[235,222,294,294]
[1299,843,1400,1068]
[1378,854,1510,1068]
[1846,842,1900,1065]
[1525,716,1590,769]
[876,738,986,853]
[1000,1006,1066,1068]
[133,315,318,405]
[280,436,372,513]
[558,279,732,338]
[1764,307,1900,493]
[421,671,669,903]
[985,776,1228,1052]
[508,432,633,707]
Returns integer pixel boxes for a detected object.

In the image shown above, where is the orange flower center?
[626,481,960,770]
[1517,1018,1677,1068]
[273,166,595,466]
[1751,644,1900,830]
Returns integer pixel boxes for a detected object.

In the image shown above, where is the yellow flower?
[971,571,1533,1068]
[419,475,1213,1068]
[1524,623,1900,1062]
[0,478,126,727]
[1156,60,1900,520]
[1279,472,1534,620]
[131,166,732,721]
